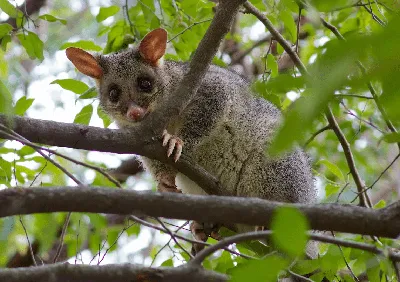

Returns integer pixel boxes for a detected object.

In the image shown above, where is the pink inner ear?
[139,28,167,66]
[66,47,103,79]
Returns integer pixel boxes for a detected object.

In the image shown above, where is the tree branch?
[0,114,228,197]
[190,230,400,266]
[0,263,227,282]
[140,0,246,132]
[1,187,400,238]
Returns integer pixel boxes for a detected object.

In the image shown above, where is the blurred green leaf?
[266,54,278,78]
[325,183,340,197]
[230,255,288,282]
[215,251,234,273]
[39,14,67,25]
[51,79,89,94]
[271,206,309,257]
[0,23,12,39]
[309,0,351,12]
[280,10,297,42]
[17,31,44,61]
[74,104,93,125]
[1,34,11,51]
[78,87,97,99]
[14,96,34,116]
[18,146,36,157]
[97,106,112,128]
[382,133,400,144]
[60,41,102,52]
[96,6,120,22]
[161,258,173,267]
[318,159,345,182]
[0,79,12,115]
[0,0,23,19]
[373,199,386,209]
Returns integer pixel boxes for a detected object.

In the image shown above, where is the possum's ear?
[66,47,103,79]
[139,28,167,67]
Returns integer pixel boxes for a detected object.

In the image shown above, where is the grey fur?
[94,46,316,204]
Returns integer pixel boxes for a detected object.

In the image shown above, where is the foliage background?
[1,0,400,281]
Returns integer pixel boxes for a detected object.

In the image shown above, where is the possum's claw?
[162,129,184,162]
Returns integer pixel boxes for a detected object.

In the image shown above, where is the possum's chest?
[177,124,258,196]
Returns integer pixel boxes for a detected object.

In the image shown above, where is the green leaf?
[0,158,12,182]
[309,0,350,12]
[373,199,386,209]
[230,255,288,282]
[325,183,340,197]
[318,159,345,182]
[280,10,297,42]
[16,31,44,60]
[215,251,234,273]
[0,23,12,39]
[161,258,173,267]
[78,87,97,99]
[97,106,112,128]
[266,54,278,78]
[60,41,102,52]
[1,34,11,51]
[51,79,89,94]
[74,104,93,125]
[18,146,36,157]
[271,206,309,257]
[14,96,34,116]
[382,133,400,143]
[96,6,120,22]
[0,79,12,115]
[0,0,24,19]
[39,14,67,25]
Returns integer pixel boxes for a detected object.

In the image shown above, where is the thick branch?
[0,263,226,282]
[141,0,246,131]
[1,187,400,238]
[0,114,228,196]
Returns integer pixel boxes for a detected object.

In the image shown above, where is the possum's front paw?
[162,129,184,162]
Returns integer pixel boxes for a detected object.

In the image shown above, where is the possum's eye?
[137,77,153,93]
[108,84,121,103]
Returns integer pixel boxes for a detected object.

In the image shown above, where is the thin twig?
[53,213,71,263]
[295,7,301,54]
[167,19,212,43]
[351,153,400,203]
[325,108,370,207]
[0,125,122,188]
[331,231,360,282]
[304,125,331,146]
[19,216,37,266]
[230,34,273,65]
[335,94,374,100]
[154,217,193,259]
[124,0,134,36]
[243,2,307,75]
[0,127,83,185]
[287,270,314,282]
[341,103,385,134]
[0,126,79,264]
[129,215,255,260]
[98,222,136,265]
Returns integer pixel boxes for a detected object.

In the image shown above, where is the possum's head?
[66,28,167,127]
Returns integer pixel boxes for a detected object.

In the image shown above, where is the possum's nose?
[126,103,146,122]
